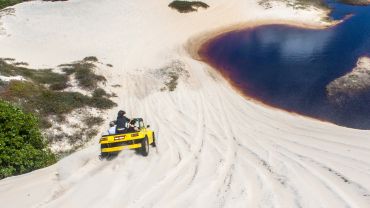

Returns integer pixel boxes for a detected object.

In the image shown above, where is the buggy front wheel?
[151,133,156,147]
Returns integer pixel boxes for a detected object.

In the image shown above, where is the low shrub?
[92,88,108,98]
[83,116,104,127]
[0,0,24,10]
[0,80,116,126]
[0,0,69,10]
[157,61,190,91]
[89,96,116,109]
[0,56,117,168]
[0,59,69,90]
[1,57,116,160]
[0,58,116,123]
[168,1,209,13]
[83,56,98,62]
[260,0,328,9]
[61,61,106,90]
[0,100,56,179]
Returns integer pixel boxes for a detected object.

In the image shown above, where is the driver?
[116,110,130,134]
[127,119,140,133]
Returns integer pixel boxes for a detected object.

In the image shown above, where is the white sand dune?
[0,0,369,207]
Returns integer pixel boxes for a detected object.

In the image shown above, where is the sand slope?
[0,0,369,207]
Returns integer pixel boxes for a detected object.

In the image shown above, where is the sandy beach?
[0,0,370,207]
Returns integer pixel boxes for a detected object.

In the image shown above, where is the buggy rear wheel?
[139,136,149,157]
[99,152,108,160]
[100,144,108,159]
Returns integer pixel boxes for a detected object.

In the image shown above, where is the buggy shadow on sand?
[99,118,156,159]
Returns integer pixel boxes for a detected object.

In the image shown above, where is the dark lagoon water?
[200,1,370,129]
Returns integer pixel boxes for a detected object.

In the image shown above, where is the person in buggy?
[116,110,130,134]
[127,119,140,133]
[102,121,116,136]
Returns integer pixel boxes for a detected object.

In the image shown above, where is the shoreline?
[185,16,343,127]
[186,14,339,60]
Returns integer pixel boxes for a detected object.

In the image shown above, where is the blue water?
[200,1,370,129]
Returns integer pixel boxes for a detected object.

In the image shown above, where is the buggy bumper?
[101,143,142,153]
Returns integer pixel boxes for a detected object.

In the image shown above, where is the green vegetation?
[83,116,104,127]
[259,0,328,9]
[0,100,56,179]
[0,58,116,128]
[60,61,106,90]
[168,1,209,13]
[0,0,24,10]
[93,88,109,98]
[83,56,98,62]
[1,80,115,128]
[0,0,69,10]
[0,57,116,159]
[0,59,69,90]
[163,73,181,92]
[158,61,190,92]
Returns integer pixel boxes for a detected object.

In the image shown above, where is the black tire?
[151,133,156,147]
[140,136,149,157]
[100,152,108,159]
[100,144,108,159]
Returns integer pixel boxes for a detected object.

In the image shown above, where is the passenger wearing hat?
[116,110,130,134]
[102,121,117,136]
[108,121,117,135]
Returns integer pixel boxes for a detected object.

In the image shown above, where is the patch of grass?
[83,116,104,127]
[166,74,180,91]
[92,88,108,98]
[89,96,116,109]
[93,88,116,98]
[83,56,98,62]
[0,79,5,86]
[86,128,99,139]
[0,0,24,10]
[0,0,69,10]
[2,58,15,61]
[111,84,121,88]
[0,59,69,90]
[3,81,79,115]
[1,57,116,159]
[0,57,116,128]
[0,59,17,76]
[61,61,106,90]
[168,1,209,13]
[158,61,190,92]
[0,80,116,127]
[13,62,28,66]
[259,0,328,10]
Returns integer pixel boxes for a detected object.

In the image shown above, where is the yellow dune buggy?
[99,118,156,158]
